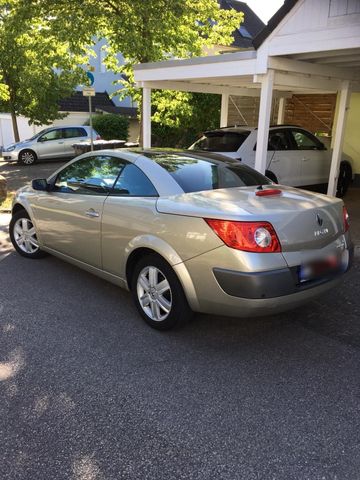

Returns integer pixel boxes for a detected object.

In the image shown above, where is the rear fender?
[124,234,200,311]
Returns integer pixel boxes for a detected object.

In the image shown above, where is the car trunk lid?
[156,186,345,252]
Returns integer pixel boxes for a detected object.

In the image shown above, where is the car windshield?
[190,131,250,152]
[27,128,52,141]
[146,153,271,193]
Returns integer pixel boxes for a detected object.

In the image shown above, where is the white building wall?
[0,114,44,149]
[261,0,360,56]
[52,112,90,127]
[78,38,133,108]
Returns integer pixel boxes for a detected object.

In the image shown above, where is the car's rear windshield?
[146,153,270,193]
[190,131,250,152]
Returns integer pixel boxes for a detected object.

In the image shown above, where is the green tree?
[0,0,88,142]
[152,91,221,147]
[42,0,243,144]
[104,0,243,143]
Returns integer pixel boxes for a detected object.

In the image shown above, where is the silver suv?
[2,125,100,165]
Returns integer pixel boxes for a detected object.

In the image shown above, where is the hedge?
[91,114,129,141]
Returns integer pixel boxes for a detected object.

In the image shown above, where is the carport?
[133,0,360,196]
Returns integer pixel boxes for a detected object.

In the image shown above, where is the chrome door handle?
[272,159,280,163]
[302,157,310,162]
[85,209,100,218]
[58,141,64,144]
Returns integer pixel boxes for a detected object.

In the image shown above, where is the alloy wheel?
[13,218,39,254]
[21,152,35,165]
[136,266,172,322]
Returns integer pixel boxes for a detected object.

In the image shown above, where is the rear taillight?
[205,219,281,253]
[343,206,350,232]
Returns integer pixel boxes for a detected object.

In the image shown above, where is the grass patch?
[0,191,14,211]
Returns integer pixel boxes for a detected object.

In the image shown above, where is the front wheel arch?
[12,203,27,216]
[9,209,47,259]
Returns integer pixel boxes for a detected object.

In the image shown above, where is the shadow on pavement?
[0,251,360,479]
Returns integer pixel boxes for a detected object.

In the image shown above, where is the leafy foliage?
[1,1,243,143]
[41,0,243,144]
[92,114,129,141]
[152,92,221,147]
[0,0,88,140]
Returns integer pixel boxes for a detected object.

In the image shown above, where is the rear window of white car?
[190,131,250,152]
[147,153,270,193]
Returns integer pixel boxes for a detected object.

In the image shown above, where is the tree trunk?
[10,106,20,143]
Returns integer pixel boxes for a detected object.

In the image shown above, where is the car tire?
[18,149,37,165]
[131,254,193,330]
[9,210,47,259]
[265,170,278,183]
[336,163,352,198]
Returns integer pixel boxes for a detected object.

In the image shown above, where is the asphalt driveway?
[1,160,360,479]
[0,158,68,194]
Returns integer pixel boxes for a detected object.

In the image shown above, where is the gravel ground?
[0,161,360,479]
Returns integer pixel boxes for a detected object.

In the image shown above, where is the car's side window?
[63,127,87,139]
[253,130,291,151]
[111,164,158,196]
[268,131,290,151]
[38,129,63,142]
[290,130,323,150]
[54,155,124,195]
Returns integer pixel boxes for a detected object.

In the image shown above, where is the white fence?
[0,114,42,150]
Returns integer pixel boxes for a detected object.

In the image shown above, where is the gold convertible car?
[10,150,353,329]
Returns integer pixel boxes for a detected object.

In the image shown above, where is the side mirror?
[32,178,50,191]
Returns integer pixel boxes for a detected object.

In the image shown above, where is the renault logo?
[316,214,323,226]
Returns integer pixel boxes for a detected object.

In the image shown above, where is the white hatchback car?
[189,125,354,197]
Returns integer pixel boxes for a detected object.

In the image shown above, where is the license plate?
[299,250,348,283]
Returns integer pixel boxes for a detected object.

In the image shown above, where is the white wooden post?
[255,70,274,174]
[277,97,286,124]
[220,93,229,127]
[327,80,351,196]
[142,87,151,148]
[0,118,3,148]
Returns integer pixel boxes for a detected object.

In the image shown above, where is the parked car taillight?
[205,219,281,253]
[343,206,350,232]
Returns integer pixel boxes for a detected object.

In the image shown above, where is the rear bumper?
[213,242,353,299]
[179,240,353,318]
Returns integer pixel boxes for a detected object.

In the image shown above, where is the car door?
[265,129,302,186]
[31,155,124,267]
[287,128,330,187]
[36,128,66,159]
[101,162,159,278]
[62,127,89,157]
